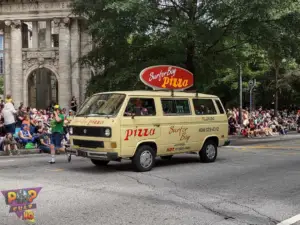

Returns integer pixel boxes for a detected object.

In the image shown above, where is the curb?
[230,135,300,146]
[229,131,298,140]
[0,149,41,156]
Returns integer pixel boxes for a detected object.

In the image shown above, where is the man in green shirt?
[49,105,65,164]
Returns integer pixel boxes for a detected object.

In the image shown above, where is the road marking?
[0,159,15,163]
[224,146,300,149]
[46,169,64,172]
[277,214,300,225]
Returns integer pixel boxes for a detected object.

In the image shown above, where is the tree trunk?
[274,61,280,116]
[238,64,243,125]
[186,41,195,74]
[185,0,197,89]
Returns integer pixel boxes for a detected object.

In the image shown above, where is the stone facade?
[0,0,92,108]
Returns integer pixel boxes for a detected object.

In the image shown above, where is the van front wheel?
[132,145,155,172]
[199,140,217,163]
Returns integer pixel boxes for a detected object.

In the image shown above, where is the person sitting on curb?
[0,120,6,150]
[38,127,51,153]
[3,133,18,155]
[18,124,35,145]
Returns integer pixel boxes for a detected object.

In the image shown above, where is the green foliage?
[72,0,300,108]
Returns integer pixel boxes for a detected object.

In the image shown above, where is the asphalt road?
[1,136,300,225]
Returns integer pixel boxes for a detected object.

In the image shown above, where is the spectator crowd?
[0,94,77,156]
[227,107,300,137]
[1,93,300,154]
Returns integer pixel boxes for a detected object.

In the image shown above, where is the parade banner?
[1,187,42,223]
[139,65,194,90]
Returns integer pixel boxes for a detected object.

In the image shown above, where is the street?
[1,136,300,225]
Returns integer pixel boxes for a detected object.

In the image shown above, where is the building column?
[58,18,71,109]
[45,20,51,48]
[70,19,80,106]
[4,21,11,97]
[10,20,23,107]
[32,21,38,48]
[80,21,92,105]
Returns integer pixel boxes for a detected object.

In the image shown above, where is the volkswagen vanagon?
[67,90,228,172]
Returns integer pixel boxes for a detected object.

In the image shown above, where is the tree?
[71,0,300,102]
[240,11,300,114]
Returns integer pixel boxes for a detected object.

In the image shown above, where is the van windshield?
[76,94,126,117]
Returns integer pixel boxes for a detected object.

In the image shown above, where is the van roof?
[94,90,218,98]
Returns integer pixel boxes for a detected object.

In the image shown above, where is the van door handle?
[153,124,160,127]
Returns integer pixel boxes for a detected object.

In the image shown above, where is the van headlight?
[104,128,111,137]
[69,127,73,135]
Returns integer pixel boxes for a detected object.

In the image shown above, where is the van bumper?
[66,148,119,161]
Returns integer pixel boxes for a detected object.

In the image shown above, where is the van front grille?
[73,140,104,148]
[72,126,110,137]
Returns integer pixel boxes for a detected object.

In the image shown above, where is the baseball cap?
[54,105,61,110]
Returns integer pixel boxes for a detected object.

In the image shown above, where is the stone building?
[0,0,92,109]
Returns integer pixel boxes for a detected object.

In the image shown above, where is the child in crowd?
[3,133,18,155]
[39,127,51,153]
[5,94,13,104]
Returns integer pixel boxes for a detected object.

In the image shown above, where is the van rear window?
[161,99,191,115]
[193,99,217,115]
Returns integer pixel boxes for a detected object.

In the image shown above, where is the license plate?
[77,150,88,157]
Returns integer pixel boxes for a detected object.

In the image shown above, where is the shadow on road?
[66,155,227,173]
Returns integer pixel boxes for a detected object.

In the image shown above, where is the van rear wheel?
[199,140,217,163]
[132,145,155,172]
[91,159,110,166]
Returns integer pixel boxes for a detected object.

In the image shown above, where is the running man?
[49,105,65,164]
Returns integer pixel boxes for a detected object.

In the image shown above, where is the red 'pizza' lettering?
[87,120,104,125]
[124,128,156,141]
[138,129,143,137]
[150,129,155,135]
[124,130,133,141]
[144,129,149,136]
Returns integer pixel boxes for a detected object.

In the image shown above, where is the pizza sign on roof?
[139,65,194,90]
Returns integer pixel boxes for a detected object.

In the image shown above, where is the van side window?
[215,100,225,114]
[161,99,191,115]
[124,98,156,116]
[193,99,217,115]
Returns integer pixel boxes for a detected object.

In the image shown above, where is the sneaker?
[48,159,55,164]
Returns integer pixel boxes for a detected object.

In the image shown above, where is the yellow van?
[67,91,228,172]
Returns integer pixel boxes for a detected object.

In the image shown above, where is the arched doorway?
[27,68,58,109]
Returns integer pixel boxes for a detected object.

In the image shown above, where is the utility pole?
[239,64,243,125]
[249,79,256,113]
